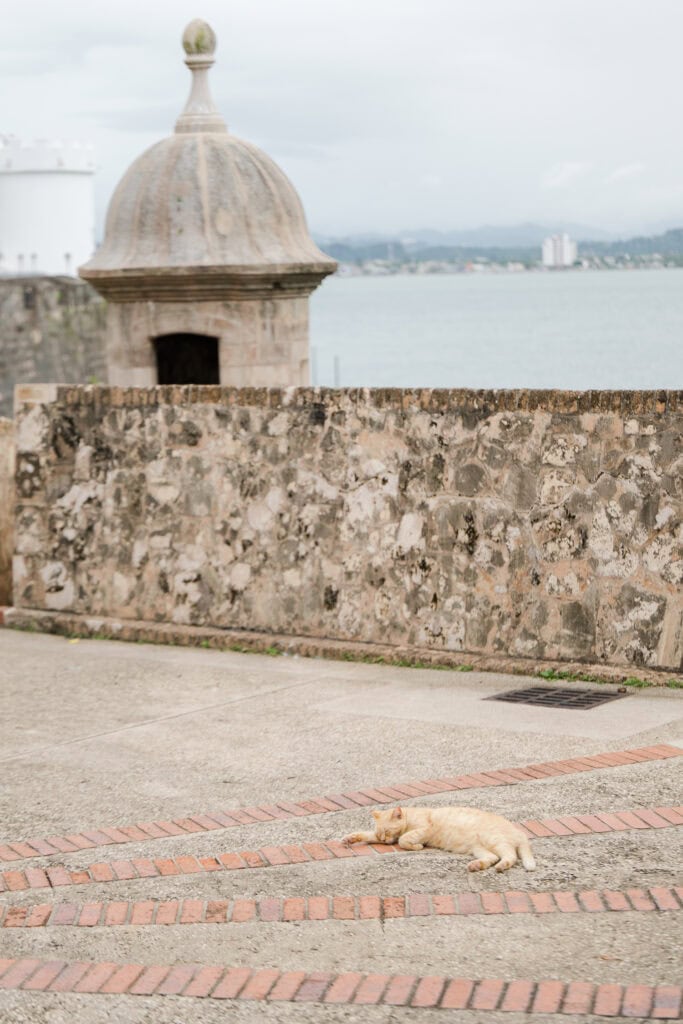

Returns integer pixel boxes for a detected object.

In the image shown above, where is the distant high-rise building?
[542,233,577,268]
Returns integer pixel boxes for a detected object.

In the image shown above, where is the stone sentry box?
[79,20,336,388]
[10,385,683,673]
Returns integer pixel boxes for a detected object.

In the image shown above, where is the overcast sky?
[3,0,683,239]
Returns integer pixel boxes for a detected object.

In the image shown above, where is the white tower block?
[0,137,96,277]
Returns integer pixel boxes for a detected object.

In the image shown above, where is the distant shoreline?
[335,260,683,278]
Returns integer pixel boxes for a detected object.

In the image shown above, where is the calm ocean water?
[309,268,683,390]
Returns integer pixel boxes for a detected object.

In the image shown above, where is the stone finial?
[182,19,217,56]
[175,19,227,134]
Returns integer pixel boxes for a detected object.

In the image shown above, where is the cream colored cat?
[342,805,536,872]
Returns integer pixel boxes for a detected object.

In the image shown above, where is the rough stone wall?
[0,278,107,418]
[12,385,683,671]
[0,417,14,604]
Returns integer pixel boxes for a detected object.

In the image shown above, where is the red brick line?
[0,958,680,1016]
[2,886,680,930]
[0,744,679,865]
[0,805,681,894]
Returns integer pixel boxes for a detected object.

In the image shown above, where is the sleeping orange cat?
[342,805,536,872]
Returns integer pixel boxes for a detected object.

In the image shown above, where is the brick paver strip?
[457,892,483,915]
[1,959,680,1015]
[500,979,535,1012]
[471,978,505,1011]
[654,806,683,825]
[183,965,225,998]
[562,979,597,1015]
[578,890,605,913]
[653,985,683,1019]
[319,970,360,1002]
[100,963,145,994]
[0,959,16,978]
[531,979,565,1013]
[603,890,631,912]
[432,893,457,915]
[155,900,179,925]
[268,970,306,1001]
[231,899,256,922]
[412,975,447,1007]
[129,964,171,996]
[48,961,91,992]
[4,885,680,930]
[0,959,41,989]
[26,905,54,929]
[72,961,118,993]
[239,967,281,1000]
[130,899,155,924]
[651,887,681,911]
[294,971,334,1002]
[626,887,656,911]
[2,743,679,862]
[3,907,26,927]
[594,982,625,1017]
[441,978,475,1009]
[353,973,391,1005]
[156,964,197,996]
[2,803,680,894]
[621,983,655,1018]
[211,966,252,999]
[22,960,68,991]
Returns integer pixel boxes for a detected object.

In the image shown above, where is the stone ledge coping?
[13,383,683,414]
[3,608,682,685]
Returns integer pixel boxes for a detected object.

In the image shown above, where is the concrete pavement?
[0,628,682,1021]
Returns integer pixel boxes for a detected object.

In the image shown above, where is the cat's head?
[372,806,405,843]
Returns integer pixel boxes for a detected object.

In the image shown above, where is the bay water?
[309,268,683,390]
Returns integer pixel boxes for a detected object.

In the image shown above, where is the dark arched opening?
[154,333,220,385]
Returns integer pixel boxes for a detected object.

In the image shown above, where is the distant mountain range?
[315,224,683,263]
[579,228,683,257]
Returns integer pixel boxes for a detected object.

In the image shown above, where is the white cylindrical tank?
[0,136,95,277]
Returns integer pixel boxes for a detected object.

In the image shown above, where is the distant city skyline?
[3,0,683,240]
[316,221,681,247]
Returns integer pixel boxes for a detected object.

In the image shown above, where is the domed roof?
[80,19,336,300]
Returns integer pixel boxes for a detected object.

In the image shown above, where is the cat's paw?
[341,833,362,845]
[495,859,515,872]
[467,859,486,872]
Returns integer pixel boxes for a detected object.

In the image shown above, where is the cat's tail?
[517,837,536,871]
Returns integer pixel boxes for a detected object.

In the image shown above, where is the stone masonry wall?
[0,278,107,418]
[12,385,683,671]
[0,417,15,604]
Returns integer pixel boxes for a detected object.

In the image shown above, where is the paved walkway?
[0,629,682,1021]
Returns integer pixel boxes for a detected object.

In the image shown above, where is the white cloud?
[420,173,443,189]
[604,162,645,184]
[541,162,592,190]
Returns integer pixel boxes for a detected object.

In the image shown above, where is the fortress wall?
[0,417,14,604]
[11,385,683,671]
[0,278,107,418]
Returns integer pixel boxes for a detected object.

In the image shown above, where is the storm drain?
[486,686,626,710]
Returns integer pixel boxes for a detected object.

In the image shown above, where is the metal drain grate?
[486,686,626,710]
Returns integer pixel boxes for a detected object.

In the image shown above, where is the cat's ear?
[371,810,380,820]
[391,807,403,820]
